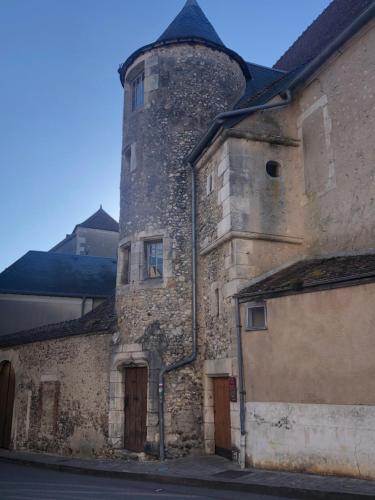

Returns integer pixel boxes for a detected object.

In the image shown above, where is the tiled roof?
[0,251,116,298]
[157,0,224,47]
[274,0,373,71]
[75,207,119,232]
[237,253,375,301]
[0,297,116,347]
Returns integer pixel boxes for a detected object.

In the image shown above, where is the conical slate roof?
[119,0,250,85]
[157,0,224,47]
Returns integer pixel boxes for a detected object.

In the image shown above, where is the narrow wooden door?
[213,377,231,459]
[0,361,15,449]
[124,367,147,452]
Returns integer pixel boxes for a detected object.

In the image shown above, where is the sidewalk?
[0,449,374,499]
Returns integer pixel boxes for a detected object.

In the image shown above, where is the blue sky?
[0,0,330,271]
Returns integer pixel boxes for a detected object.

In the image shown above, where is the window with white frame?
[246,302,267,330]
[131,72,145,111]
[144,240,163,279]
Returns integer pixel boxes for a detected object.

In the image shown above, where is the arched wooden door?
[0,361,15,449]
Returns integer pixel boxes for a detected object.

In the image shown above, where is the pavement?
[0,449,375,499]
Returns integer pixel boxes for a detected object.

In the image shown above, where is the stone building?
[50,206,119,258]
[1,0,375,480]
[0,207,118,334]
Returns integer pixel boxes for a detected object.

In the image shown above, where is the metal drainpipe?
[235,296,246,469]
[159,92,293,461]
[159,162,198,461]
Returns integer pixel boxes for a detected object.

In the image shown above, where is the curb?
[0,454,373,500]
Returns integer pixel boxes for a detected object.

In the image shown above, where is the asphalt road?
[0,462,298,500]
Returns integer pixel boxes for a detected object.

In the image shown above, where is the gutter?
[287,1,375,91]
[186,90,292,166]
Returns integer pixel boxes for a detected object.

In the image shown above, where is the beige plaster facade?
[0,294,101,335]
[239,282,375,478]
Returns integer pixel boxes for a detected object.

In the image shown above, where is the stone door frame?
[108,344,160,452]
[203,358,236,455]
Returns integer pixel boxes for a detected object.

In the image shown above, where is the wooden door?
[0,361,15,449]
[124,367,147,452]
[213,377,231,459]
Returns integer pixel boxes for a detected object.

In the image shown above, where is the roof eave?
[237,272,375,303]
[118,38,251,86]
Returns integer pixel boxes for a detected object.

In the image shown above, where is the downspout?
[235,296,246,469]
[159,92,292,461]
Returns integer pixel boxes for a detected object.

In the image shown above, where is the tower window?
[132,72,145,111]
[246,302,267,330]
[144,240,163,279]
[120,245,131,284]
[266,161,281,178]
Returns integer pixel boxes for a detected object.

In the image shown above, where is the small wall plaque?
[229,377,237,402]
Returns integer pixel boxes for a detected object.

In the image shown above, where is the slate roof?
[157,0,224,47]
[232,62,287,111]
[274,0,373,71]
[75,207,119,233]
[118,0,250,85]
[0,251,116,298]
[0,297,116,347]
[237,253,375,302]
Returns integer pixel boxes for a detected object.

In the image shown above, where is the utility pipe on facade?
[234,296,247,469]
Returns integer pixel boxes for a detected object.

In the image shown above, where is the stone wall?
[0,332,111,457]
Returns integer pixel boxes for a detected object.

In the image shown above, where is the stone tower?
[111,0,248,456]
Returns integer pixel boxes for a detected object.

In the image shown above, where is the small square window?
[132,72,144,111]
[144,240,163,279]
[120,245,131,284]
[246,303,267,330]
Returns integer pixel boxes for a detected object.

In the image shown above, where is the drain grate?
[212,470,252,479]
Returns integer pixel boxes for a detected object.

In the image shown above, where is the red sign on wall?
[229,377,237,402]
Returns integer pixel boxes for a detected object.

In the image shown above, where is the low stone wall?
[0,332,112,457]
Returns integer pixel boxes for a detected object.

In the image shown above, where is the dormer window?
[132,72,145,111]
